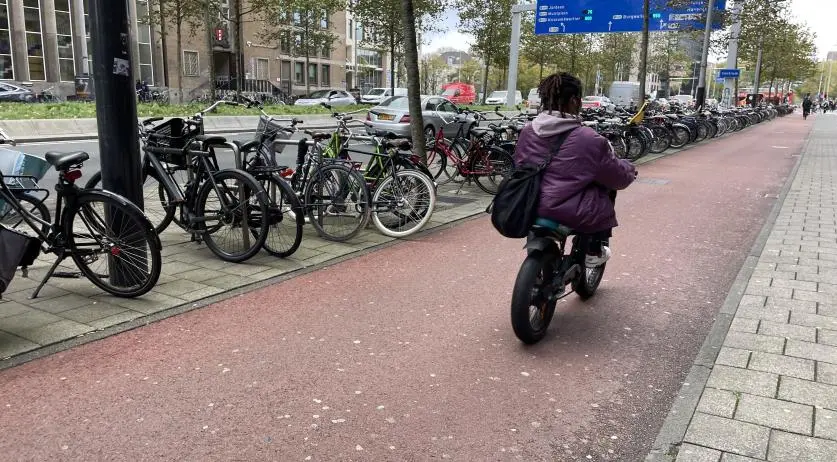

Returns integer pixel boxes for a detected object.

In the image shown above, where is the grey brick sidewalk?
[0,184,490,364]
[663,116,837,461]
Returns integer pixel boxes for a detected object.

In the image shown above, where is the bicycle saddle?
[194,135,227,144]
[304,131,331,141]
[44,151,89,171]
[385,139,412,151]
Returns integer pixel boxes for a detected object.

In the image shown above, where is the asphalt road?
[0,116,808,460]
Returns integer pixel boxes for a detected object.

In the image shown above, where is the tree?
[351,0,445,93]
[519,16,566,81]
[596,33,640,90]
[262,0,340,94]
[420,55,447,94]
[401,0,426,163]
[649,32,691,97]
[146,0,204,102]
[458,0,513,103]
[207,0,273,97]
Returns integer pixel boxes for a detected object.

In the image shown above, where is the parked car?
[581,96,615,112]
[670,94,694,107]
[294,89,356,106]
[441,82,476,105]
[366,95,472,139]
[484,90,523,105]
[527,88,541,112]
[360,87,407,105]
[0,82,35,102]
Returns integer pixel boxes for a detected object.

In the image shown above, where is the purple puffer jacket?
[513,113,636,233]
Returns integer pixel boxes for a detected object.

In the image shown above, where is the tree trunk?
[390,30,396,94]
[206,7,216,100]
[638,0,650,104]
[305,22,311,95]
[158,0,169,88]
[233,0,244,99]
[539,62,543,80]
[481,60,490,105]
[399,0,425,162]
[175,20,182,104]
[570,36,576,73]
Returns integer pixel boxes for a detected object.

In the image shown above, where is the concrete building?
[0,0,388,100]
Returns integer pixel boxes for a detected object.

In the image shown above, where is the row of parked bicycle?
[0,98,791,302]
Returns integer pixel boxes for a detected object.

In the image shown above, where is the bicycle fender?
[72,189,161,247]
[524,236,558,253]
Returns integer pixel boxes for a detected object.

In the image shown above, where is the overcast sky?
[425,0,837,60]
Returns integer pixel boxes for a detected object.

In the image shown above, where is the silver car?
[294,89,356,106]
[366,96,471,140]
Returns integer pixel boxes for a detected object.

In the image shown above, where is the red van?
[441,82,476,105]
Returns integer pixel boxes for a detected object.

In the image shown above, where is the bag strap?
[539,127,576,170]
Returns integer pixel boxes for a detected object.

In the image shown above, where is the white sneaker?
[585,246,612,267]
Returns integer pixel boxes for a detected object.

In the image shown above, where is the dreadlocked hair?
[538,72,583,115]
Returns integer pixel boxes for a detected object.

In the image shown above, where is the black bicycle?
[0,132,161,299]
[86,101,270,263]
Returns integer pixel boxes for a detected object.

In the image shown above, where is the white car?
[670,94,694,107]
[294,89,357,106]
[360,87,407,105]
[484,90,523,105]
[581,96,616,113]
[527,88,541,112]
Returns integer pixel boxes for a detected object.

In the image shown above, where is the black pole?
[89,0,146,283]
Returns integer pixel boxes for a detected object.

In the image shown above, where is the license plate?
[377,113,394,121]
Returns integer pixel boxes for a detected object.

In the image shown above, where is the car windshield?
[528,90,538,97]
[366,89,385,96]
[381,96,409,109]
[489,91,507,98]
[306,90,330,99]
[442,88,459,96]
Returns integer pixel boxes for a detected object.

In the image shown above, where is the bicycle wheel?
[470,147,514,195]
[425,145,449,184]
[625,134,647,161]
[86,168,176,235]
[304,164,370,242]
[195,169,269,263]
[254,174,304,258]
[64,190,161,298]
[1,192,50,234]
[371,169,436,238]
[511,251,558,344]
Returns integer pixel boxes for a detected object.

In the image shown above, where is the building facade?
[0,0,387,99]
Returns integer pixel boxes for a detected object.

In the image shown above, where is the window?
[307,63,317,85]
[294,62,303,84]
[293,32,302,52]
[281,60,291,82]
[23,0,44,80]
[321,44,330,59]
[356,25,364,42]
[292,11,301,26]
[83,0,91,72]
[321,64,330,86]
[348,19,353,39]
[54,0,74,81]
[320,12,328,29]
[0,0,13,79]
[136,0,153,84]
[357,49,381,68]
[279,30,291,54]
[255,58,268,80]
[183,50,198,76]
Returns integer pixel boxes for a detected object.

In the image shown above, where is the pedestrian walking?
[802,94,813,120]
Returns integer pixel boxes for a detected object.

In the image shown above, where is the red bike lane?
[0,116,809,461]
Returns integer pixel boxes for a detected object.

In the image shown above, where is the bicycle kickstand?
[454,177,470,195]
[30,255,67,299]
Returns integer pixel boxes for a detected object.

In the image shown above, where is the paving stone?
[814,408,837,441]
[785,339,837,365]
[218,264,274,277]
[734,306,789,324]
[748,352,814,381]
[60,303,128,325]
[153,279,213,298]
[757,320,816,342]
[744,286,793,299]
[719,453,763,462]
[771,279,818,292]
[738,295,767,308]
[202,274,260,291]
[793,289,837,305]
[706,365,778,397]
[683,413,769,459]
[819,362,837,386]
[1,284,69,303]
[817,328,837,347]
[778,376,837,410]
[775,264,818,274]
[180,285,226,301]
[87,310,143,330]
[729,318,760,334]
[13,320,93,346]
[97,292,185,315]
[789,311,837,330]
[0,310,64,336]
[696,388,738,418]
[722,331,784,354]
[676,443,721,462]
[767,430,837,462]
[0,301,31,318]
[0,330,39,358]
[178,268,223,283]
[717,347,752,368]
[733,393,812,435]
[765,297,817,313]
[158,261,199,275]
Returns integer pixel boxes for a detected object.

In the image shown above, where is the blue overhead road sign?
[718,69,741,78]
[534,0,726,35]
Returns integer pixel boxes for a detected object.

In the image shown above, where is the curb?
[644,119,811,461]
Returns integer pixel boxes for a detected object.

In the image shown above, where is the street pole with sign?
[695,0,715,110]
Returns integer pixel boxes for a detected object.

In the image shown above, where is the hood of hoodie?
[530,112,581,137]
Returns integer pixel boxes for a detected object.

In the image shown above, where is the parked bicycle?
[86,101,271,263]
[0,129,161,299]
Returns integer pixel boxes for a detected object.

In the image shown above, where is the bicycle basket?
[0,148,49,216]
[145,118,201,166]
[0,224,40,295]
[255,115,292,160]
